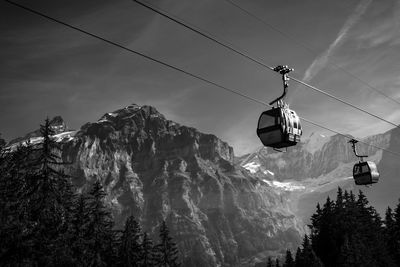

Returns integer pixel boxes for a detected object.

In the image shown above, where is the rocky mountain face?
[54,104,304,267]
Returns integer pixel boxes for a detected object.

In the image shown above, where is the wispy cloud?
[303,0,373,82]
[355,1,400,48]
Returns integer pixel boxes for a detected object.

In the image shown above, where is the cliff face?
[59,104,303,266]
[239,131,391,181]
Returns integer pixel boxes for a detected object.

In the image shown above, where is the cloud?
[355,1,400,48]
[303,0,373,82]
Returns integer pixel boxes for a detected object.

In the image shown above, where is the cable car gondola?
[349,139,379,185]
[257,65,302,149]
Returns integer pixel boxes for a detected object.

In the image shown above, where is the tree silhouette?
[299,235,323,267]
[391,199,400,265]
[306,188,394,267]
[283,250,295,267]
[0,119,78,265]
[0,119,184,266]
[27,120,75,264]
[294,247,303,267]
[118,215,143,266]
[68,193,91,265]
[85,180,116,266]
[0,142,34,265]
[266,257,273,267]
[141,232,155,267]
[154,220,180,267]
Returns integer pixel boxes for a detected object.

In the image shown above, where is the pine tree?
[310,196,337,267]
[0,119,75,265]
[0,143,34,265]
[154,220,180,267]
[294,247,303,267]
[284,250,295,267]
[26,118,75,265]
[309,203,322,245]
[300,235,323,267]
[308,188,395,267]
[266,257,273,267]
[68,193,91,265]
[275,258,281,267]
[141,232,155,267]
[85,180,116,266]
[392,199,400,265]
[337,235,358,267]
[118,215,143,267]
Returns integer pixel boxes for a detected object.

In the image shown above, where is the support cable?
[132,0,275,71]
[222,0,400,107]
[290,76,399,128]
[133,0,400,129]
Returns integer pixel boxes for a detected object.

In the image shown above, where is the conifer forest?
[0,120,180,266]
[2,119,400,267]
[263,187,400,267]
[2,120,400,266]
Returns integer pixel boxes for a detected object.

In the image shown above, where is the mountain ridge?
[238,126,399,226]
[43,103,305,266]
[7,103,399,266]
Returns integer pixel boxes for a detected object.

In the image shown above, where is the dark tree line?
[0,120,180,266]
[266,187,400,267]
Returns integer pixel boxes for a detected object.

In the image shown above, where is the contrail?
[303,0,373,82]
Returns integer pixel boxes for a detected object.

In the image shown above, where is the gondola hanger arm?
[349,139,368,161]
[269,65,294,106]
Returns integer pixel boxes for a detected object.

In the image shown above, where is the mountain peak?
[49,115,68,134]
[97,104,164,124]
[79,103,234,165]
[8,115,68,145]
[61,103,303,265]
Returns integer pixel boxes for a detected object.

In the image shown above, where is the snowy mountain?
[41,104,304,266]
[6,116,76,149]
[237,128,399,224]
[8,103,400,266]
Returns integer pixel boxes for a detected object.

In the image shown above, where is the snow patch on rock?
[263,180,306,191]
[243,162,261,173]
[263,170,275,176]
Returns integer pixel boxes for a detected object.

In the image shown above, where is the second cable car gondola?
[349,139,379,185]
[257,65,302,149]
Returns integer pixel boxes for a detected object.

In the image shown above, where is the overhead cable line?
[299,117,399,157]
[4,0,400,158]
[133,0,400,129]
[132,0,275,71]
[2,0,263,105]
[222,0,400,107]
[289,76,399,128]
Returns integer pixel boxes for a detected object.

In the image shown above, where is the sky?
[1,0,400,156]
